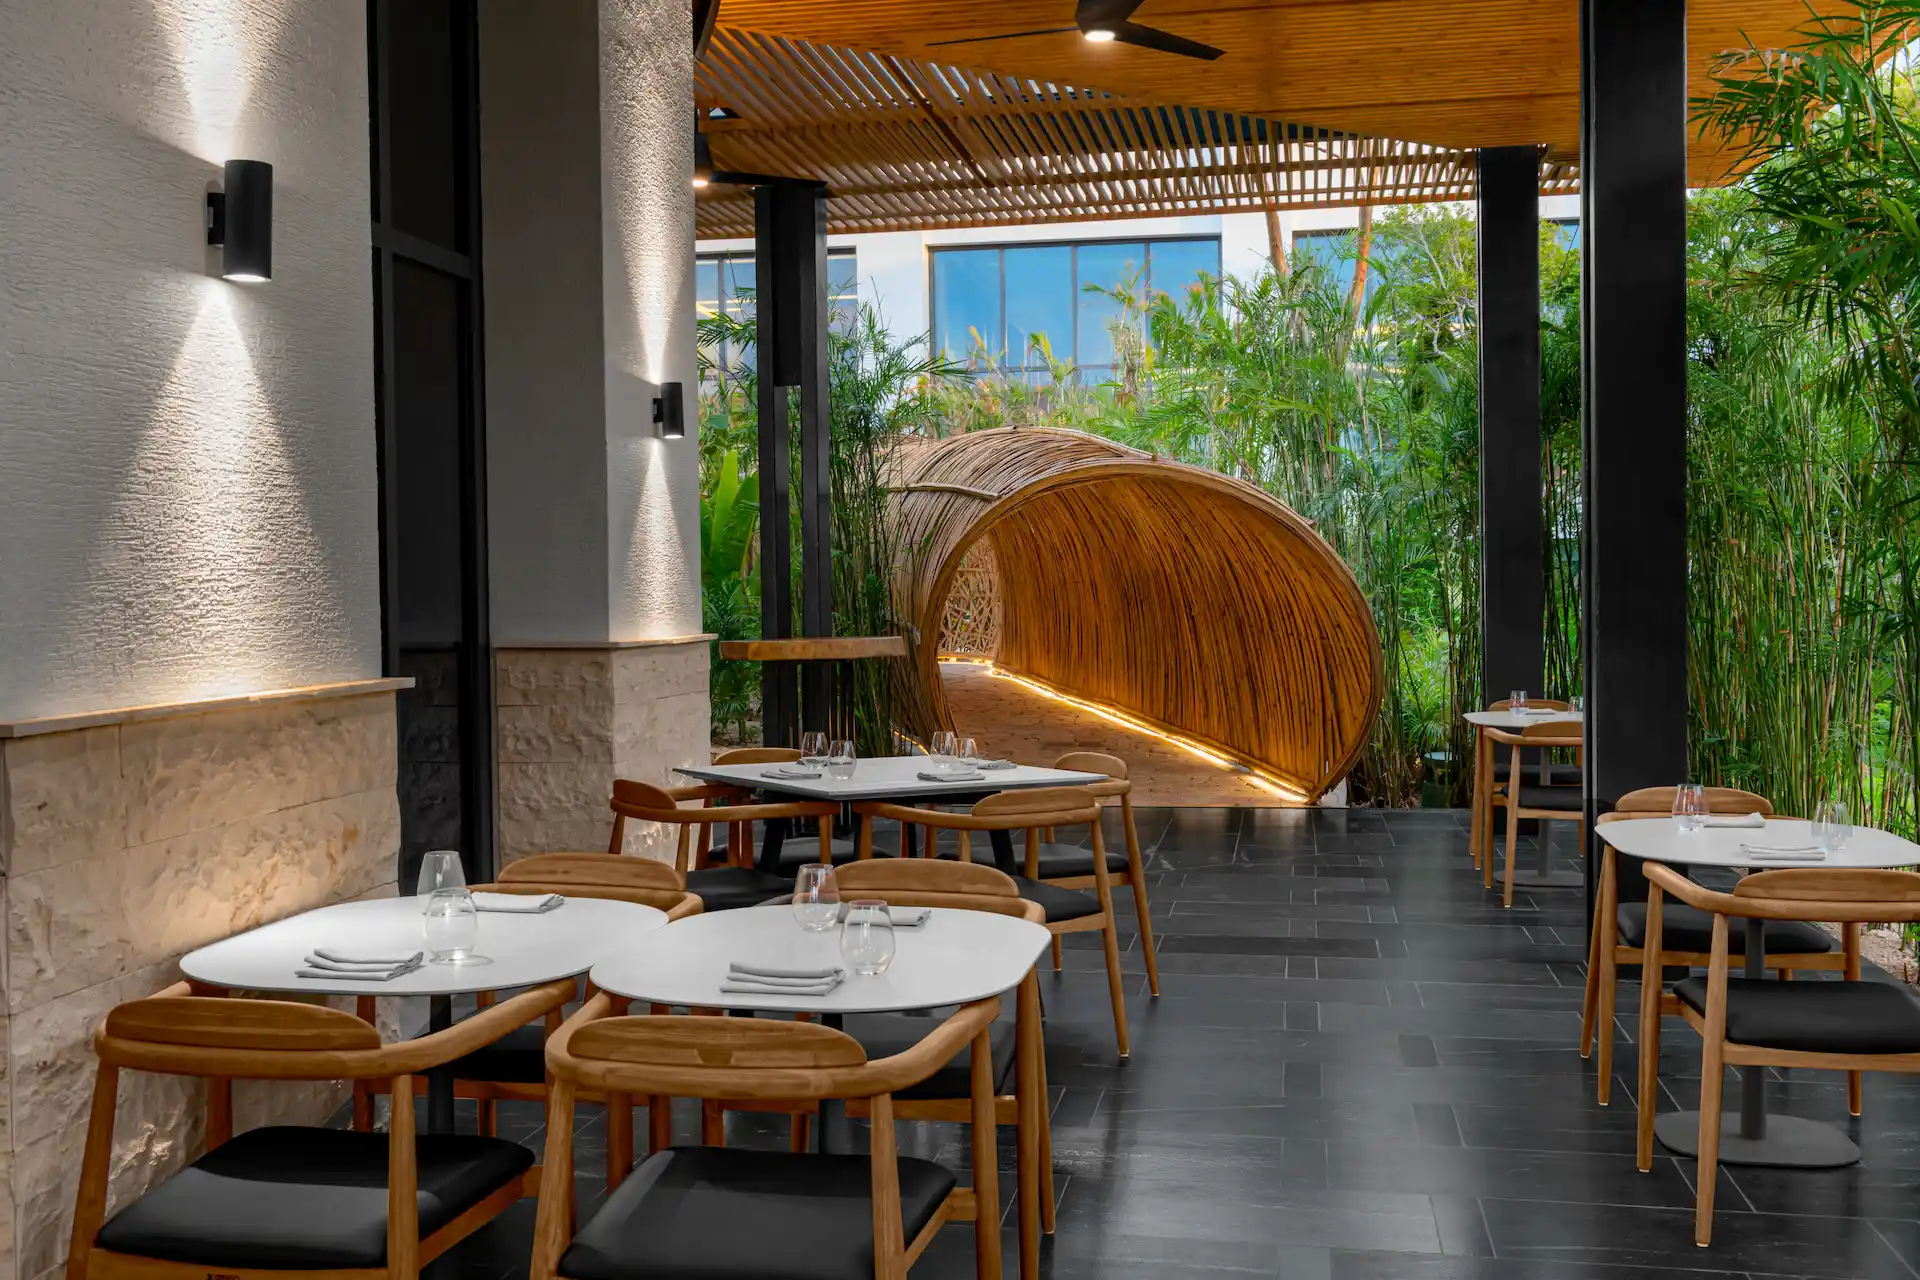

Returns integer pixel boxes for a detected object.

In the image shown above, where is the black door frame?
[368,0,496,882]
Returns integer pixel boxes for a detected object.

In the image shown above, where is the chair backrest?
[1052,751,1130,801]
[1518,722,1582,743]
[491,853,699,917]
[973,785,1101,827]
[713,746,802,766]
[832,858,1041,922]
[1735,868,1920,908]
[610,778,836,870]
[104,995,381,1061]
[1614,785,1773,816]
[1489,698,1571,711]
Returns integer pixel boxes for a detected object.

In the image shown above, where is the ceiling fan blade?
[928,26,1077,47]
[1113,19,1225,60]
[1076,0,1146,24]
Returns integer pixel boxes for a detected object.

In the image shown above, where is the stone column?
[479,0,708,866]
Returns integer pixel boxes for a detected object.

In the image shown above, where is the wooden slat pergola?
[694,26,1581,237]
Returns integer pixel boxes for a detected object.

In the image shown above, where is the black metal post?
[1580,0,1691,917]
[1476,145,1545,707]
[754,180,832,747]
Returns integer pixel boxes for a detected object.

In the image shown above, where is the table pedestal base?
[1654,1111,1859,1168]
[1506,869,1585,888]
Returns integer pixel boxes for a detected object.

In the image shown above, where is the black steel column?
[1476,146,1545,706]
[1580,0,1690,913]
[754,180,832,746]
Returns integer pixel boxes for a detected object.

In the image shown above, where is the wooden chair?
[356,854,705,1140]
[1469,698,1576,873]
[1020,752,1159,996]
[609,779,838,912]
[532,998,1004,1280]
[69,979,572,1280]
[710,859,1056,1279]
[856,786,1132,1060]
[705,747,858,871]
[1637,864,1900,1245]
[1580,787,1841,1107]
[1484,721,1584,907]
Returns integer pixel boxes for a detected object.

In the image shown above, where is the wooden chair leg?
[702,1099,726,1146]
[1484,793,1499,889]
[1016,975,1044,1275]
[789,1111,812,1153]
[1123,803,1160,997]
[1038,1015,1056,1236]
[1501,799,1519,907]
[1050,936,1063,972]
[608,1091,634,1190]
[1846,923,1863,1116]
[1695,1029,1725,1246]
[647,1094,672,1154]
[1635,885,1665,1171]
[970,1028,1003,1280]
[1581,846,1613,1058]
[1468,727,1486,871]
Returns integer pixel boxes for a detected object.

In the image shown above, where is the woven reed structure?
[890,428,1382,800]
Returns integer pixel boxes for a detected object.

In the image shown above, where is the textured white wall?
[0,0,381,722]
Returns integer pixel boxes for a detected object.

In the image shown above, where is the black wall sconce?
[653,382,686,439]
[207,159,272,282]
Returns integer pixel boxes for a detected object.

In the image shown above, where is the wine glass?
[1509,690,1529,712]
[840,900,897,976]
[792,864,840,931]
[1813,798,1854,854]
[1569,695,1585,715]
[929,730,959,773]
[827,739,857,780]
[798,731,829,765]
[1672,782,1706,833]
[423,887,479,963]
[417,850,466,896]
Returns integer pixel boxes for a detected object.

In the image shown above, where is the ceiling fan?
[929,0,1225,61]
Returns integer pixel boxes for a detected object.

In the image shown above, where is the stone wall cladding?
[496,643,711,865]
[0,691,402,1280]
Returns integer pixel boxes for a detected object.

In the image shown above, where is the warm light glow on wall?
[69,280,343,703]
[947,657,1312,802]
[152,0,267,162]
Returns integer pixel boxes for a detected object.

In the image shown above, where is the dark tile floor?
[447,807,1920,1280]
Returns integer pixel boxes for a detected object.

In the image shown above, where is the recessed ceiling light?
[1083,27,1117,42]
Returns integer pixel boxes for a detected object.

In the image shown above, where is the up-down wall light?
[653,382,686,439]
[206,159,272,282]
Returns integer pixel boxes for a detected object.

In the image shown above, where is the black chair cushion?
[1028,842,1131,879]
[1514,784,1583,812]
[1493,760,1582,786]
[94,1125,532,1270]
[840,1012,1017,1100]
[709,835,863,871]
[1673,977,1920,1055]
[685,866,795,912]
[559,1146,955,1280]
[1013,876,1103,923]
[447,1023,547,1084]
[1617,903,1834,957]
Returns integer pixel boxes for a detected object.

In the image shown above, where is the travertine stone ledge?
[0,677,415,740]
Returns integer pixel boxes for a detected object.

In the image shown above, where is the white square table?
[677,756,1107,875]
[1599,817,1920,1168]
[590,903,1054,1279]
[182,894,668,1133]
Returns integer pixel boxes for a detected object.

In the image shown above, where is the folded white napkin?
[1740,843,1827,862]
[299,948,423,981]
[1703,813,1766,829]
[764,765,823,779]
[971,759,1017,770]
[1513,707,1561,716]
[722,962,846,997]
[919,769,986,783]
[836,903,931,928]
[472,891,563,913]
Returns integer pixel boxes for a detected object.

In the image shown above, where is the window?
[696,249,856,376]
[1290,228,1400,302]
[1548,218,1581,250]
[930,236,1219,383]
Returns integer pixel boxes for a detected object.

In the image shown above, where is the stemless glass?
[792,864,840,931]
[957,737,979,765]
[1509,690,1529,712]
[840,900,896,976]
[928,731,960,773]
[1672,783,1707,833]
[417,850,466,896]
[798,731,830,765]
[423,887,479,964]
[827,739,857,780]
[1569,696,1585,715]
[1814,798,1854,854]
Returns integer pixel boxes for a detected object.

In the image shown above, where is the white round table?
[590,903,1049,1014]
[1462,710,1584,887]
[1599,817,1920,1168]
[184,894,668,1131]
